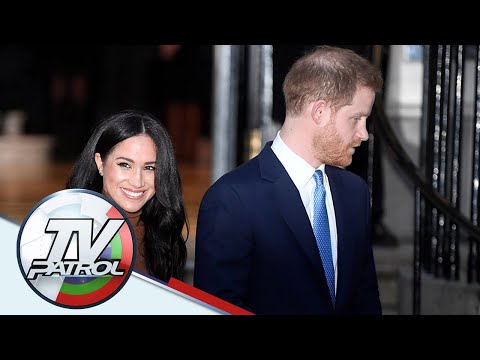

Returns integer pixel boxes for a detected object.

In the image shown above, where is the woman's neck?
[125,209,142,219]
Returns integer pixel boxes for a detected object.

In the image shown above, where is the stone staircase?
[374,242,480,315]
[374,244,413,314]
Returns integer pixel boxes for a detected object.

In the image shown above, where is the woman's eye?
[145,165,156,171]
[118,162,131,169]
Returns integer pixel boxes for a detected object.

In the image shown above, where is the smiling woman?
[94,135,157,214]
[65,110,188,282]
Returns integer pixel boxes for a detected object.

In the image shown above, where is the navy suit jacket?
[194,142,381,315]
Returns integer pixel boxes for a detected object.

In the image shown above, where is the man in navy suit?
[194,46,383,315]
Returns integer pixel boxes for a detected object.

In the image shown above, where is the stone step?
[373,242,480,314]
[374,244,412,314]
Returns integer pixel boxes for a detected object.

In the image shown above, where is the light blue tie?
[313,169,335,305]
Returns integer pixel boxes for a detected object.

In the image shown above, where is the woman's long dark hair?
[66,110,188,281]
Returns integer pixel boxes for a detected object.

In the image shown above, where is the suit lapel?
[259,143,331,292]
[326,165,355,310]
[272,175,325,277]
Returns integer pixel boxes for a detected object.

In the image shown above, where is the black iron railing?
[373,45,480,314]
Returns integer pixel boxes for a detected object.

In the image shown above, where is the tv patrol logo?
[17,189,136,309]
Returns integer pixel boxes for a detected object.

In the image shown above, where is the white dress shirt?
[271,131,338,292]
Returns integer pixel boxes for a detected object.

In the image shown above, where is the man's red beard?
[313,121,362,168]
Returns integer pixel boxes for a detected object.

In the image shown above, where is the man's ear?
[94,153,103,176]
[311,100,331,126]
